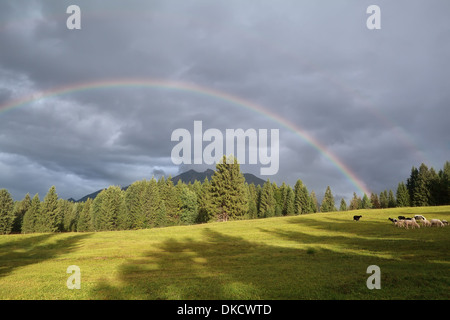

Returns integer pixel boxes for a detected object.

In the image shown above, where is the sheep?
[403,218,420,229]
[353,215,362,221]
[419,219,431,227]
[442,220,448,226]
[430,219,444,227]
[414,215,426,221]
[398,216,412,220]
[395,220,405,228]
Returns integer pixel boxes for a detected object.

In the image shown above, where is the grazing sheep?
[403,218,420,229]
[395,220,405,228]
[419,219,431,227]
[414,215,426,221]
[442,220,448,226]
[353,215,362,221]
[388,217,397,223]
[398,216,406,220]
[430,219,444,227]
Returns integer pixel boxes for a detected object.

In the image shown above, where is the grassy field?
[0,206,449,300]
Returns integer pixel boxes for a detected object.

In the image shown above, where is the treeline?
[0,156,336,234]
[339,161,450,210]
[0,158,448,234]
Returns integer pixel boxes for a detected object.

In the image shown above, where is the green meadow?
[0,206,449,300]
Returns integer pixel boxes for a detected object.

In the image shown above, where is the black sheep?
[353,215,362,221]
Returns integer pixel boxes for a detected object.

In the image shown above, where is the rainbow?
[0,78,371,195]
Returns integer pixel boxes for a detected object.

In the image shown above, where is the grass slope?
[0,206,449,300]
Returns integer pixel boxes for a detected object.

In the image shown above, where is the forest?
[0,157,449,235]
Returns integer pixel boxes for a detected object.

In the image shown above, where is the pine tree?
[320,186,336,212]
[12,193,31,233]
[259,180,276,218]
[349,192,361,210]
[379,190,388,208]
[339,198,347,211]
[396,182,410,207]
[0,189,15,234]
[197,177,214,222]
[412,163,431,207]
[370,193,380,209]
[77,198,93,232]
[361,193,372,209]
[39,186,61,233]
[387,190,396,208]
[247,183,258,219]
[22,194,41,233]
[310,191,318,213]
[179,184,198,225]
[209,155,248,221]
[285,187,295,215]
[406,166,419,206]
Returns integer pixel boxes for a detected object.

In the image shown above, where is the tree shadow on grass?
[0,233,92,279]
[90,227,447,300]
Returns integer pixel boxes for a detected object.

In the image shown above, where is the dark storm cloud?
[0,0,449,202]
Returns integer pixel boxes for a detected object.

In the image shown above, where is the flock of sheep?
[388,215,448,229]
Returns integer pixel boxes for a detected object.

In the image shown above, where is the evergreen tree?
[179,184,198,225]
[197,177,214,223]
[339,198,347,211]
[379,190,388,209]
[155,200,168,227]
[387,190,396,208]
[160,177,181,224]
[437,161,450,205]
[349,192,361,210]
[247,183,258,219]
[406,166,419,206]
[96,186,124,231]
[361,193,372,209]
[77,198,93,232]
[259,180,276,218]
[59,199,75,232]
[412,163,431,206]
[12,193,31,233]
[320,186,336,212]
[39,186,61,233]
[22,194,40,234]
[396,182,410,207]
[0,189,15,234]
[209,155,248,221]
[310,191,318,213]
[370,193,380,209]
[294,180,311,215]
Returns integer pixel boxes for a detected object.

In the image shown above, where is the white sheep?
[419,219,431,227]
[404,218,420,229]
[430,219,444,227]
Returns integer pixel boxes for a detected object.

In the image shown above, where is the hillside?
[0,206,449,300]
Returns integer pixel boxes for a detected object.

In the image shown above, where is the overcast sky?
[0,0,449,202]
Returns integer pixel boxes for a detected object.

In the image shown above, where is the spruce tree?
[0,189,15,234]
[247,183,258,219]
[396,182,410,207]
[362,193,372,209]
[22,194,40,233]
[197,177,214,222]
[310,191,318,213]
[320,186,336,212]
[349,192,361,211]
[370,193,380,209]
[39,186,60,233]
[387,190,396,208]
[12,193,31,233]
[339,198,347,211]
[77,198,93,232]
[259,180,276,218]
[179,184,198,225]
[209,155,248,221]
[285,187,295,216]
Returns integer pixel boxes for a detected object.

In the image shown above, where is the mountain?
[71,169,267,202]
[172,169,266,187]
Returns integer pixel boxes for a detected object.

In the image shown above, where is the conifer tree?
[197,177,214,223]
[361,193,372,209]
[339,198,347,211]
[320,186,336,212]
[388,190,396,208]
[179,184,198,225]
[396,182,410,207]
[39,186,61,233]
[209,155,248,221]
[370,193,380,209]
[259,180,276,218]
[349,192,360,211]
[310,191,318,213]
[12,193,31,233]
[285,187,295,216]
[77,198,93,232]
[247,183,258,219]
[0,189,15,234]
[22,194,40,234]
